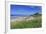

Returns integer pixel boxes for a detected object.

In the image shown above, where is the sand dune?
[11,16,34,22]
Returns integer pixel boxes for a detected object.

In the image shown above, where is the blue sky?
[10,5,42,16]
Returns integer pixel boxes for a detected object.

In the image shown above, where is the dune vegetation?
[10,15,42,29]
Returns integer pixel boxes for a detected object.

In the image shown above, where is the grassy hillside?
[10,15,42,29]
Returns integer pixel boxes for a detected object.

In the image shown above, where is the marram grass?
[10,16,42,29]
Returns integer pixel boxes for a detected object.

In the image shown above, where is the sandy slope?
[11,16,34,22]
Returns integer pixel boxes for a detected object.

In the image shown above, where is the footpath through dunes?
[10,16,34,22]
